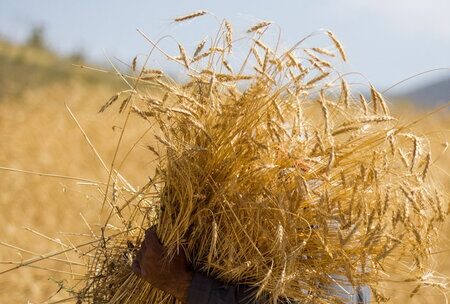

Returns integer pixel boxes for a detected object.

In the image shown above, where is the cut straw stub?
[73,17,448,304]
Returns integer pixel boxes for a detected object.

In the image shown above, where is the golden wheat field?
[0,35,449,304]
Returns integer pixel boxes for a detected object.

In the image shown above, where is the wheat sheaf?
[7,12,450,304]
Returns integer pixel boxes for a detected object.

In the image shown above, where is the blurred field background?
[0,38,157,302]
[1,3,449,302]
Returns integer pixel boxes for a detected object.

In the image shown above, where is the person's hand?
[132,227,193,303]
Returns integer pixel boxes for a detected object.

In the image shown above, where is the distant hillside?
[0,40,121,100]
[400,77,450,106]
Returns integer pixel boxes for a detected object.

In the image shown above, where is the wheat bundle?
[72,17,448,303]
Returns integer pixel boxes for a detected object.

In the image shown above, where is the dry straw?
[4,16,449,304]
[174,11,207,23]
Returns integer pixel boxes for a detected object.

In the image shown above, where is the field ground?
[0,40,449,303]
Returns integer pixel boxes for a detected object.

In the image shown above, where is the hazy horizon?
[1,0,449,93]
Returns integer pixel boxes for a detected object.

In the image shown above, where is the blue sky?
[1,0,449,92]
